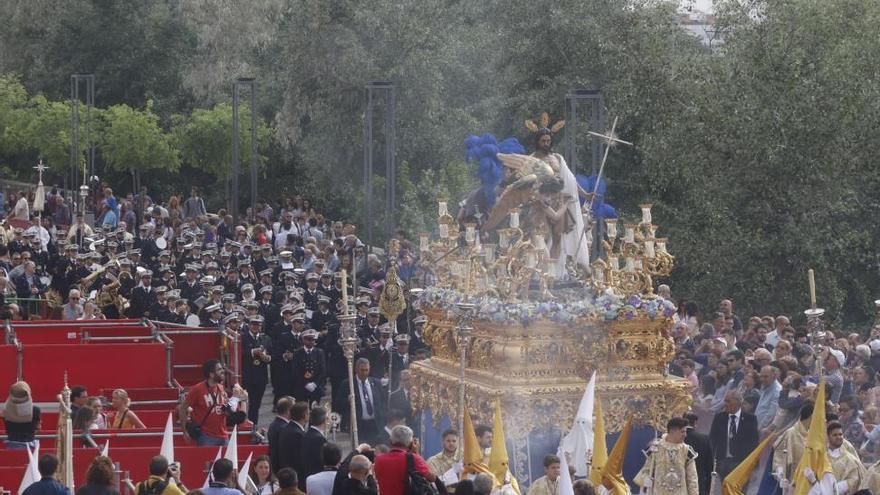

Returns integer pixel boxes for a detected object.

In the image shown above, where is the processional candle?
[419,232,430,252]
[606,219,618,239]
[640,204,652,225]
[624,225,636,244]
[644,240,655,259]
[438,201,449,217]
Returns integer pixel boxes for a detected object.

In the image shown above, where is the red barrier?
[162,331,223,387]
[22,343,168,400]
[0,465,25,493]
[0,345,18,388]
[82,327,154,340]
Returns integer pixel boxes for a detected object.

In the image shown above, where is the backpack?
[403,453,439,495]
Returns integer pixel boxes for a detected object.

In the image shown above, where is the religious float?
[405,114,692,483]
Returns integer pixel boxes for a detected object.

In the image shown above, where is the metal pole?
[455,302,474,440]
[231,83,240,223]
[385,84,396,240]
[364,88,373,252]
[249,81,258,218]
[70,77,79,206]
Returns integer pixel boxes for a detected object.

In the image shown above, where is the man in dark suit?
[271,309,304,405]
[241,315,273,426]
[127,271,157,318]
[684,412,714,495]
[268,397,294,474]
[277,402,310,476]
[375,408,407,447]
[709,390,758,481]
[335,358,386,445]
[300,407,329,489]
[292,329,326,406]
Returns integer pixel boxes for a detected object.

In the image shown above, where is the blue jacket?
[23,478,72,495]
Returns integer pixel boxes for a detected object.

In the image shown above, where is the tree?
[172,103,271,178]
[97,101,179,173]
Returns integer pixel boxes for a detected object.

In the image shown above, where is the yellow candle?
[808,268,816,309]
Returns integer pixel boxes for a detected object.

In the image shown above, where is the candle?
[644,240,655,259]
[499,230,509,249]
[609,256,619,271]
[340,269,349,315]
[625,258,635,273]
[808,269,816,309]
[439,223,449,239]
[606,219,618,239]
[438,201,448,217]
[656,239,668,254]
[465,223,476,243]
[594,266,605,283]
[534,234,546,253]
[634,258,643,271]
[509,209,520,229]
[624,225,636,244]
[483,244,496,263]
[419,232,429,252]
[640,204,653,225]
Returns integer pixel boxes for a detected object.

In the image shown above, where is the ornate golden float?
[408,193,691,438]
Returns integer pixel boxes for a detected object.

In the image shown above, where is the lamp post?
[455,302,475,438]
[337,314,359,450]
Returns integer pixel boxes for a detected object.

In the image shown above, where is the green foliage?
[172,103,271,178]
[97,102,179,173]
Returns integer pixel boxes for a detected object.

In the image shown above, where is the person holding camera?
[136,456,187,495]
[373,425,436,495]
[179,360,229,446]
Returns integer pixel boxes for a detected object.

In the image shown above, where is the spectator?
[107,389,145,429]
[305,443,342,495]
[373,425,435,495]
[277,402,310,476]
[335,455,376,495]
[202,459,241,495]
[268,396,294,474]
[301,407,329,486]
[14,190,29,220]
[455,480,475,495]
[136,455,187,495]
[473,473,494,495]
[184,188,207,219]
[248,456,277,495]
[75,456,119,495]
[571,480,596,495]
[275,468,304,495]
[1,381,41,450]
[70,386,88,418]
[755,365,781,432]
[179,360,229,446]
[23,454,72,495]
[62,289,84,320]
[825,348,847,403]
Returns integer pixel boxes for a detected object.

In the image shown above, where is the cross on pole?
[34,159,48,182]
[586,116,632,198]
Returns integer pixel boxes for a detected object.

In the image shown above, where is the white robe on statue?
[539,153,589,278]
